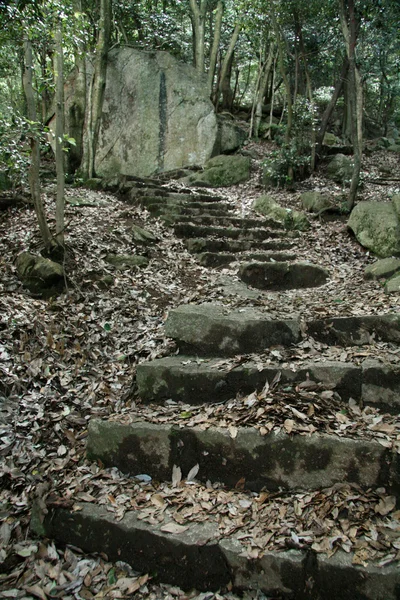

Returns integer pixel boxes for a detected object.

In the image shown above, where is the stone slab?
[239,261,329,290]
[175,215,281,229]
[362,359,400,412]
[187,238,294,254]
[87,421,393,493]
[307,314,400,345]
[36,504,400,598]
[165,303,301,355]
[174,224,284,240]
[136,356,361,404]
[198,251,297,267]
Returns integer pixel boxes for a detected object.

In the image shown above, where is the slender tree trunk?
[54,20,65,246]
[339,0,362,212]
[251,41,274,138]
[208,0,223,94]
[271,2,292,145]
[297,20,316,171]
[316,56,348,155]
[23,37,52,251]
[82,0,112,179]
[189,0,207,74]
[213,21,241,109]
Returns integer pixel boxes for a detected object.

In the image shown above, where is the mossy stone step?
[198,251,297,267]
[140,195,232,210]
[128,187,223,203]
[34,502,400,598]
[166,304,400,355]
[239,261,329,290]
[186,237,295,253]
[136,356,360,404]
[146,203,232,218]
[174,223,284,241]
[165,304,301,356]
[174,215,277,229]
[86,420,397,494]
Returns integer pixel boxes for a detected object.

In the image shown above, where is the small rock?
[364,258,400,280]
[105,254,149,269]
[385,274,400,294]
[16,252,64,296]
[326,154,353,184]
[132,224,158,245]
[253,195,309,231]
[300,191,333,214]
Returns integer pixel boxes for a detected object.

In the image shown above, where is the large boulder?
[50,49,218,178]
[185,154,250,187]
[253,195,309,231]
[348,201,400,257]
[16,252,64,296]
[301,191,333,214]
[213,115,247,154]
[326,154,353,184]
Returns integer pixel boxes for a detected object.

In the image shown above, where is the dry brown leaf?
[160,522,189,534]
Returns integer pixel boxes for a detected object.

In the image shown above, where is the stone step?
[86,420,399,495]
[198,251,297,267]
[165,303,301,355]
[34,498,400,598]
[139,195,232,211]
[173,215,274,229]
[174,223,284,240]
[136,356,360,405]
[239,261,329,290]
[146,202,232,218]
[165,304,400,356]
[136,355,400,413]
[128,186,223,203]
[187,237,296,254]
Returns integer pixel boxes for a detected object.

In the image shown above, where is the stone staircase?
[34,178,400,599]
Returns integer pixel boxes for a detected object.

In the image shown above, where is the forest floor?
[1,142,400,599]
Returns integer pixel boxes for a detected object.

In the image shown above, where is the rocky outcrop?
[326,154,353,183]
[253,195,309,230]
[16,252,64,296]
[51,49,218,178]
[183,154,250,187]
[348,200,400,257]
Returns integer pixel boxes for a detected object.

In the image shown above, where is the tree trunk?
[23,36,52,251]
[339,0,362,212]
[54,19,65,247]
[297,19,316,171]
[189,0,207,74]
[81,0,112,179]
[271,2,292,145]
[213,21,241,109]
[208,0,223,94]
[316,56,348,156]
[251,41,274,139]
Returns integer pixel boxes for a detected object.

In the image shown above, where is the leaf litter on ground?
[1,144,400,598]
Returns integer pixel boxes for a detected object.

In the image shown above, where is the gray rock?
[105,254,149,269]
[55,49,217,178]
[326,153,353,183]
[186,154,251,187]
[214,116,247,154]
[239,261,329,290]
[385,274,400,294]
[300,191,333,213]
[87,419,390,492]
[253,195,309,231]
[165,303,301,355]
[136,356,361,404]
[347,201,400,257]
[322,132,339,146]
[364,258,400,280]
[362,359,400,412]
[131,224,158,245]
[391,194,400,218]
[16,252,64,296]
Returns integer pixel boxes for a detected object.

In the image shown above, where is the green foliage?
[0,113,49,189]
[263,97,316,187]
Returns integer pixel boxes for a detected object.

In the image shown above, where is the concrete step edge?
[36,502,400,599]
